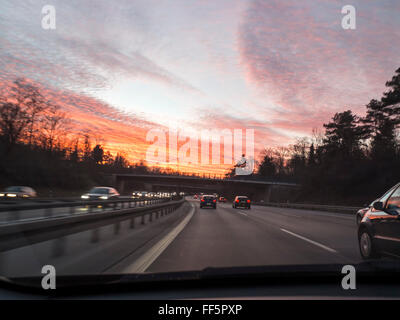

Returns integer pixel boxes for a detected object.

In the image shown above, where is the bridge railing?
[0,199,186,253]
[0,196,181,225]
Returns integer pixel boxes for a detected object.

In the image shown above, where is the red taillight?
[247,199,251,203]
[213,199,216,203]
[201,199,205,202]
[235,199,239,203]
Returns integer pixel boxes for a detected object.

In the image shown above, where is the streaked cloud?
[0,0,399,173]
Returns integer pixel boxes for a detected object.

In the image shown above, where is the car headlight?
[7,194,17,197]
[81,195,89,199]
[100,196,108,200]
[0,193,4,197]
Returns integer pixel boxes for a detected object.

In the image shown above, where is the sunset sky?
[1,0,399,174]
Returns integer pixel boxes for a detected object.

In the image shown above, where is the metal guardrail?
[253,201,361,214]
[0,197,184,236]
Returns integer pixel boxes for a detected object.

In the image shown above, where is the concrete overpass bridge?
[111,174,300,202]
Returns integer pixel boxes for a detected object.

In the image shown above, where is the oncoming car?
[0,186,37,199]
[200,195,217,209]
[233,196,251,209]
[358,182,400,259]
[81,187,120,200]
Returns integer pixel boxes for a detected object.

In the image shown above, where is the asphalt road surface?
[147,199,361,272]
[0,199,362,278]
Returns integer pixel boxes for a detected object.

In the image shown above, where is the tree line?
[1,67,399,203]
[253,67,400,205]
[0,78,154,193]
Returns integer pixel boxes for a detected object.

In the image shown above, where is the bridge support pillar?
[117,179,125,194]
[264,186,272,202]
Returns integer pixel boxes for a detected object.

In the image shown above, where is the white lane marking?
[382,251,400,259]
[253,205,353,220]
[122,203,195,273]
[280,228,337,253]
[237,211,248,216]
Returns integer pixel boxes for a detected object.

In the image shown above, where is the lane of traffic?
[236,203,360,261]
[147,200,355,273]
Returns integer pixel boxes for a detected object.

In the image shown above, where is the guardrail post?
[149,212,153,222]
[51,237,66,258]
[45,207,53,218]
[91,228,100,243]
[130,217,135,229]
[114,221,120,234]
[7,210,19,222]
[141,215,145,225]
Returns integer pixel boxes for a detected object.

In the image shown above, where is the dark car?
[81,187,120,200]
[233,196,251,209]
[200,195,217,209]
[356,185,400,226]
[358,182,400,259]
[0,186,37,199]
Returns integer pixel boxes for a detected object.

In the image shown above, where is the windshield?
[1,0,400,294]
[89,188,109,194]
[5,186,23,192]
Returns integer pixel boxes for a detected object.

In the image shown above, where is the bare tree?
[0,101,31,151]
[41,104,70,152]
[10,78,48,146]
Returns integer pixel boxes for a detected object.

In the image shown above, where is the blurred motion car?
[200,195,217,209]
[218,196,227,203]
[0,186,37,199]
[132,191,142,199]
[358,182,400,259]
[81,187,120,200]
[233,196,251,209]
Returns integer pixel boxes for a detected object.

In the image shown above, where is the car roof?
[6,186,33,190]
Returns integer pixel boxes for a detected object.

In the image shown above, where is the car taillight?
[236,200,239,203]
[201,199,205,202]
[213,199,216,203]
[247,199,251,203]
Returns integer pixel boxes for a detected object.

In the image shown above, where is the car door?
[374,185,400,256]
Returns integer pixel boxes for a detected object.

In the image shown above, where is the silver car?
[81,187,120,200]
[0,186,37,198]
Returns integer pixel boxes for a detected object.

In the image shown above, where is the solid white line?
[122,203,195,273]
[382,251,400,259]
[280,228,337,253]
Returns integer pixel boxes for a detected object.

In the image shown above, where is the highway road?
[0,199,362,278]
[148,199,361,272]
